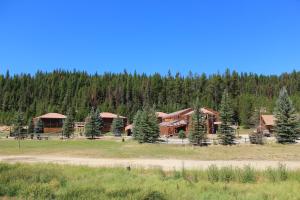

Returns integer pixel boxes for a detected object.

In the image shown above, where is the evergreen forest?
[1,69,300,125]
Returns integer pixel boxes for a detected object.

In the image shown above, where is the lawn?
[1,139,300,160]
[0,162,299,200]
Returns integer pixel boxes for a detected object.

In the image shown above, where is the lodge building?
[100,112,127,133]
[33,113,66,133]
[260,115,276,132]
[159,108,220,136]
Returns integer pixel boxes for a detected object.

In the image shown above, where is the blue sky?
[0,0,300,75]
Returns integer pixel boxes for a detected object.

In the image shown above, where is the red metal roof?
[35,113,66,119]
[100,112,126,119]
[156,112,168,118]
[184,107,219,116]
[162,108,193,119]
[261,115,276,126]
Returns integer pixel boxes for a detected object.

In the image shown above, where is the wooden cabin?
[156,112,168,123]
[184,108,220,134]
[260,115,276,132]
[100,112,127,133]
[159,108,193,136]
[159,108,219,137]
[33,113,66,133]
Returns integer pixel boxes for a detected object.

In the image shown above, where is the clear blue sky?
[1,0,300,75]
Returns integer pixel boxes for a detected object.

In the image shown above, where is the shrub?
[265,168,277,182]
[20,184,56,200]
[249,131,264,144]
[240,165,256,183]
[142,191,167,200]
[219,166,235,183]
[207,165,219,183]
[278,163,288,181]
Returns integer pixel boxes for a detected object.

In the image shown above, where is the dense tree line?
[1,69,300,125]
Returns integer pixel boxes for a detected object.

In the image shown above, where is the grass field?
[0,162,299,200]
[1,139,300,160]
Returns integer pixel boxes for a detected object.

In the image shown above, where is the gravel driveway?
[1,155,300,170]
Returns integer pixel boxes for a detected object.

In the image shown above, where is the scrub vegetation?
[0,163,299,200]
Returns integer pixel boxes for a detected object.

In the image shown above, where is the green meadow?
[0,162,299,200]
[1,139,300,160]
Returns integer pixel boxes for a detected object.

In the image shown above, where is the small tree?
[13,111,24,138]
[133,110,143,140]
[84,108,101,139]
[27,120,34,139]
[178,130,186,144]
[27,120,34,134]
[189,102,207,145]
[13,110,24,149]
[111,116,124,137]
[133,107,160,143]
[274,87,300,143]
[62,108,75,138]
[95,109,104,135]
[34,118,44,135]
[218,89,235,145]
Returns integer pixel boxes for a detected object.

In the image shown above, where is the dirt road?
[1,155,300,170]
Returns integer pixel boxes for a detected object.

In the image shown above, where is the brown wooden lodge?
[33,113,66,133]
[100,112,127,133]
[34,108,219,137]
[159,108,220,137]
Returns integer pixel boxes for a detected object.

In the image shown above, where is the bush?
[249,131,264,144]
[240,165,256,183]
[20,184,56,200]
[219,166,235,183]
[207,165,219,183]
[142,191,167,200]
[278,163,288,181]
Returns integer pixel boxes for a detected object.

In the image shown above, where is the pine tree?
[178,130,186,144]
[94,109,103,135]
[218,89,236,145]
[133,110,143,141]
[84,108,101,139]
[13,110,24,138]
[34,118,44,134]
[274,87,300,143]
[27,120,34,134]
[132,108,159,143]
[188,101,207,145]
[145,107,160,143]
[111,115,124,136]
[62,108,74,138]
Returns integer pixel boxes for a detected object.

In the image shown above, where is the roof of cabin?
[156,112,168,118]
[35,113,66,119]
[162,108,193,119]
[100,112,126,119]
[261,115,276,126]
[184,107,219,116]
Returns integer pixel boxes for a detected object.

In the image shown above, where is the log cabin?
[260,115,276,132]
[100,112,127,133]
[159,108,220,136]
[33,113,66,133]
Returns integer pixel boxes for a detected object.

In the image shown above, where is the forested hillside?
[1,69,300,125]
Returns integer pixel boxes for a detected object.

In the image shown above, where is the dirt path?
[1,155,300,170]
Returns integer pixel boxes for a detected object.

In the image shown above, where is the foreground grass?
[1,139,300,160]
[0,163,299,200]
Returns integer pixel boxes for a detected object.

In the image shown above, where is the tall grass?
[0,163,299,199]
